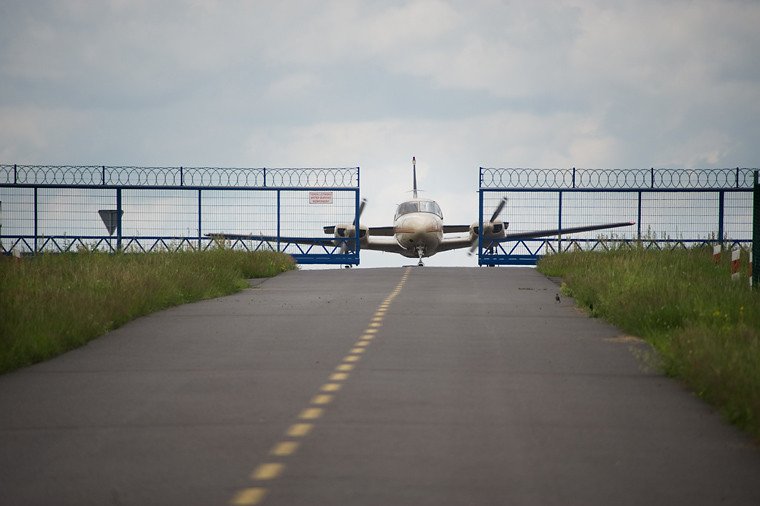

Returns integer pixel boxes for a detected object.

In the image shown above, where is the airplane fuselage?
[393,198,445,258]
[394,212,444,258]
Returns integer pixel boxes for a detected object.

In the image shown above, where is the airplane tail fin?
[412,156,418,198]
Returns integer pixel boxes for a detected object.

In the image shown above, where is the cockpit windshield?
[394,200,443,220]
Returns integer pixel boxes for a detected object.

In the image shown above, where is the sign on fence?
[309,191,334,205]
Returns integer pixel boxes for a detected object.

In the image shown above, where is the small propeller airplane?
[210,158,634,266]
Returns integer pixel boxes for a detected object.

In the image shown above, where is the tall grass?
[538,246,760,440]
[0,249,296,374]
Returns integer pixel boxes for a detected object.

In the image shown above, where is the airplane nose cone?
[397,216,424,241]
[395,215,442,248]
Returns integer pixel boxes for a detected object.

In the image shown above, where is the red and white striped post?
[731,247,741,280]
[750,249,753,288]
[713,244,721,265]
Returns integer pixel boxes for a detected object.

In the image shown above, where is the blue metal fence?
[478,168,756,266]
[0,165,361,265]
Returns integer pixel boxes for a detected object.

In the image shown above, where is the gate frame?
[0,165,361,265]
[478,167,756,266]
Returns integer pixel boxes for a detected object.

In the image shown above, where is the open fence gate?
[478,167,756,266]
[0,165,361,266]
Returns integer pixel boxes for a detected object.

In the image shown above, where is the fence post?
[276,189,281,252]
[753,170,760,288]
[197,189,202,250]
[637,191,642,241]
[718,191,725,246]
[33,187,38,254]
[478,188,484,265]
[116,188,123,252]
[557,190,563,253]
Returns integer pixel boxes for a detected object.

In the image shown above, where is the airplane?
[209,158,634,266]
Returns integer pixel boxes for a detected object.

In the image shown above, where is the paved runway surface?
[2,267,760,505]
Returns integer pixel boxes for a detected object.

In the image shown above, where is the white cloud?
[2,0,760,265]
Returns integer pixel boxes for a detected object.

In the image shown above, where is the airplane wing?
[206,233,340,248]
[366,226,395,236]
[437,235,476,252]
[434,221,634,253]
[206,232,405,254]
[364,224,472,252]
[363,236,407,254]
[497,222,635,241]
[323,226,398,237]
[443,225,471,233]
[366,225,470,236]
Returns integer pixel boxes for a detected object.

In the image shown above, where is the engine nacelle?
[469,220,508,241]
[329,223,369,250]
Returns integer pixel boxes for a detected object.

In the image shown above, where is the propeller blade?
[469,197,507,256]
[490,197,507,223]
[353,198,367,225]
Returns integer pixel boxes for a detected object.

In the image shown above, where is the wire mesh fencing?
[479,168,756,265]
[0,166,360,264]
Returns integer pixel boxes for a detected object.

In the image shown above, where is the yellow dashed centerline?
[270,441,300,456]
[286,423,313,437]
[299,407,324,420]
[231,487,267,505]
[229,268,412,505]
[311,394,333,405]
[251,463,285,480]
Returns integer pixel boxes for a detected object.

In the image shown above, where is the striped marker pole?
[713,244,721,265]
[750,249,753,288]
[731,247,741,280]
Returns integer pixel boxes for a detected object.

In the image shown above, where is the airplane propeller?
[353,198,367,226]
[469,197,507,255]
[490,196,507,223]
[335,198,367,254]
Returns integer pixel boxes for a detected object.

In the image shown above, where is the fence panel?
[0,166,360,264]
[479,168,756,266]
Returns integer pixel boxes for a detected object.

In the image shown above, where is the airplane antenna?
[412,156,418,198]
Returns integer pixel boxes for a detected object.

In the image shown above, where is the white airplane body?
[211,158,633,265]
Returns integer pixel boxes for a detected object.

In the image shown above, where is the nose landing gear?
[416,245,425,267]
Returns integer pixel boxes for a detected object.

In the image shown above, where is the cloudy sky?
[2,0,759,266]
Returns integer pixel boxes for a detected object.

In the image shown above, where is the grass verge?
[0,249,296,374]
[537,245,760,441]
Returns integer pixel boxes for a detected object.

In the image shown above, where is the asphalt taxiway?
[1,267,760,505]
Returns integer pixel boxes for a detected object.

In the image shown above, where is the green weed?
[0,249,296,374]
[537,246,760,440]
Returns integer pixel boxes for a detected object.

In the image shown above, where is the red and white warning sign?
[309,191,333,204]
